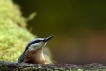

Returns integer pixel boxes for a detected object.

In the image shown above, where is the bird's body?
[18,36,53,64]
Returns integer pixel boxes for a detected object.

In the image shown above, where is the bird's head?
[25,35,53,51]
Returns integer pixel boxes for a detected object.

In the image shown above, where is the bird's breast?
[24,49,46,64]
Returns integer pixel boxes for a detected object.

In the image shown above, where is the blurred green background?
[14,0,106,64]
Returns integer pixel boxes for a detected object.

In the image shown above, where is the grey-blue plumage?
[18,52,25,63]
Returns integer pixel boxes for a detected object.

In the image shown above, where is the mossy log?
[0,61,106,71]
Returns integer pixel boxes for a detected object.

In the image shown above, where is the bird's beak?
[43,35,53,43]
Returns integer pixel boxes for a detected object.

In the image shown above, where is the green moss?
[0,0,52,63]
[0,21,35,62]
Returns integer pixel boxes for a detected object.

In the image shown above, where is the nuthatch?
[18,35,53,64]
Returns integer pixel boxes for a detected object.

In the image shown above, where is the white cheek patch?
[28,42,47,50]
[29,43,40,51]
[28,42,47,51]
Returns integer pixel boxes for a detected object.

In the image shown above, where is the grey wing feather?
[18,52,25,63]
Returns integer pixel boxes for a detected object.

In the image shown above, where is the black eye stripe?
[30,40,42,44]
[35,40,41,43]
[25,40,42,51]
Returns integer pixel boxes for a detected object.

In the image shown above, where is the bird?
[18,35,53,64]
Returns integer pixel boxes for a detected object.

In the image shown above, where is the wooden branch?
[0,61,106,71]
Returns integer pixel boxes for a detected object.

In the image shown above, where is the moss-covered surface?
[0,61,106,71]
[0,0,35,62]
[0,0,52,64]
